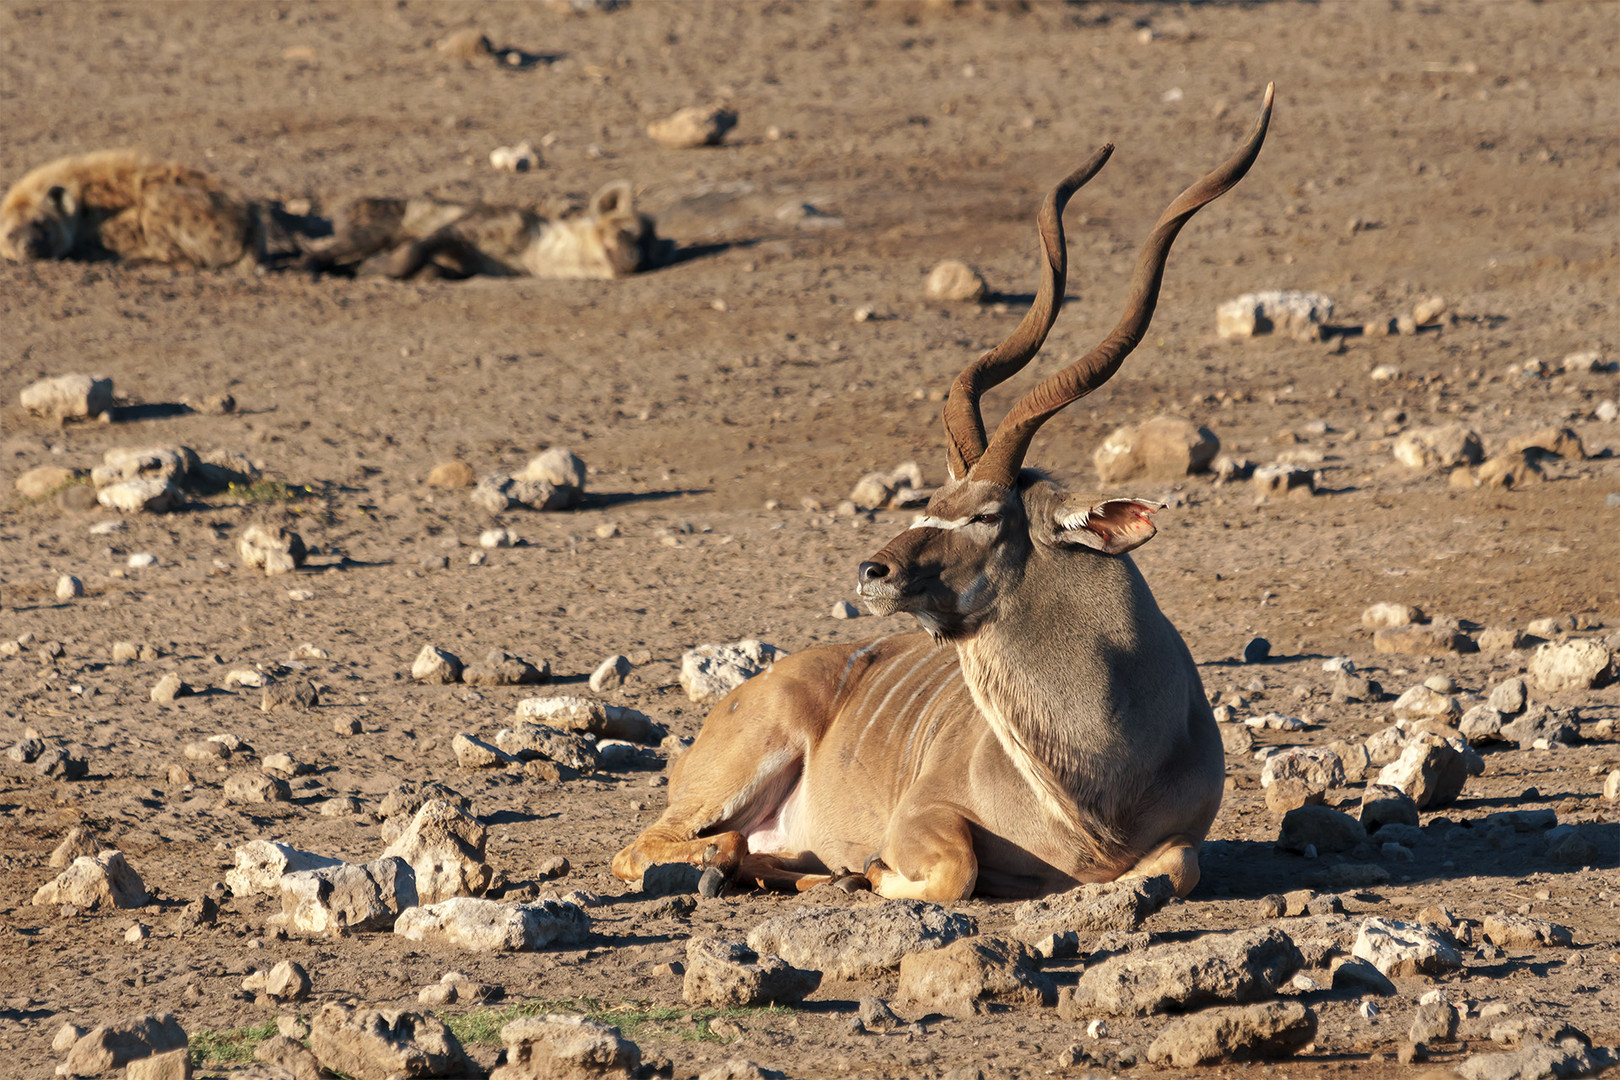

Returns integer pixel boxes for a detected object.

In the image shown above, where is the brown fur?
[308,180,671,281]
[0,150,272,269]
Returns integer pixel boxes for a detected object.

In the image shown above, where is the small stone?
[925,260,987,302]
[1392,424,1484,470]
[1147,1001,1318,1066]
[1545,828,1597,865]
[1478,627,1527,652]
[680,639,787,704]
[1527,639,1613,691]
[1373,624,1471,656]
[1279,805,1366,854]
[521,447,587,495]
[393,897,590,952]
[1480,913,1573,949]
[1392,684,1461,722]
[1486,677,1528,715]
[240,524,307,576]
[683,937,821,1007]
[747,899,977,980]
[1359,785,1420,833]
[382,799,492,904]
[480,527,517,549]
[512,695,661,742]
[898,935,1054,1015]
[150,673,188,703]
[1093,415,1220,483]
[1243,637,1271,663]
[411,644,464,684]
[309,1003,472,1080]
[99,480,182,514]
[1330,956,1396,996]
[1603,769,1620,802]
[112,641,142,663]
[1353,917,1463,978]
[278,858,409,934]
[34,745,88,780]
[51,827,105,867]
[452,733,510,769]
[859,996,904,1031]
[1216,291,1334,341]
[1252,463,1315,497]
[8,734,46,765]
[56,574,85,600]
[261,682,319,712]
[226,840,341,897]
[418,982,457,1006]
[1059,926,1302,1017]
[252,1035,320,1080]
[1376,733,1480,809]
[267,959,312,1001]
[260,753,304,779]
[589,654,633,692]
[640,862,703,897]
[488,1015,640,1080]
[33,850,148,909]
[1261,747,1344,795]
[223,771,292,804]
[463,649,548,687]
[648,104,738,149]
[1220,726,1255,756]
[19,372,114,421]
[1363,602,1424,629]
[1245,711,1306,732]
[426,461,477,488]
[1413,296,1449,324]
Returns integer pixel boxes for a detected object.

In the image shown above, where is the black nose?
[858,560,890,583]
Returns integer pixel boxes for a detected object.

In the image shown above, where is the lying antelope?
[615,86,1274,901]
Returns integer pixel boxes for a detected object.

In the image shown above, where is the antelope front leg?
[610,815,749,885]
[612,681,811,886]
[866,805,977,902]
[1118,833,1201,897]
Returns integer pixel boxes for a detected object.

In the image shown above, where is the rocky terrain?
[1,2,1617,1079]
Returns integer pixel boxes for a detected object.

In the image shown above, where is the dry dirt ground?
[2,2,1618,1078]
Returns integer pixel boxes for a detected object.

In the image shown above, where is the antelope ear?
[590,180,633,218]
[1053,498,1164,554]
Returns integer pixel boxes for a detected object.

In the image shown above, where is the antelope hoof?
[828,866,875,894]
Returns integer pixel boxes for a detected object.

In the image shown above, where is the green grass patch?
[445,997,789,1047]
[189,1018,280,1067]
[225,479,317,504]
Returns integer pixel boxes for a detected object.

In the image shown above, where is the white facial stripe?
[908,514,970,531]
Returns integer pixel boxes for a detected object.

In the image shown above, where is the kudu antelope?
[614,85,1274,901]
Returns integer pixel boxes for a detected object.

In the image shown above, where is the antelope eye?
[970,513,1002,527]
